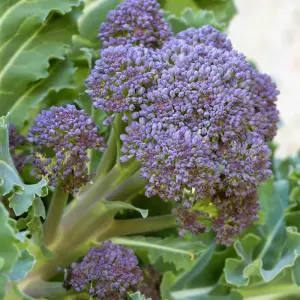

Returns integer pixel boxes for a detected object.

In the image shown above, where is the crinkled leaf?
[163,268,242,300]
[0,114,48,216]
[192,0,237,23]
[225,179,300,286]
[9,250,35,281]
[166,8,226,35]
[163,0,199,15]
[168,240,239,300]
[0,203,19,298]
[112,236,206,271]
[13,59,77,127]
[17,211,54,259]
[128,291,151,300]
[0,0,80,127]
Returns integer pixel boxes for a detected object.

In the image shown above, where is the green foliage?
[112,236,207,271]
[162,177,300,299]
[166,8,226,34]
[9,250,35,281]
[164,0,236,34]
[128,291,151,300]
[0,0,81,127]
[0,114,48,216]
[78,0,119,45]
[0,204,19,298]
[224,179,300,286]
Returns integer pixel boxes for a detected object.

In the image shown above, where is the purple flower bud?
[99,0,172,49]
[62,241,143,299]
[28,105,106,193]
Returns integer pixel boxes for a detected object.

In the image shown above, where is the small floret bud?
[99,0,172,48]
[62,241,143,299]
[28,105,105,193]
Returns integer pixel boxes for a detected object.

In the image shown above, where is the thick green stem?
[99,214,177,241]
[21,281,68,299]
[96,128,117,179]
[62,158,140,231]
[105,170,145,202]
[22,214,176,288]
[43,186,68,246]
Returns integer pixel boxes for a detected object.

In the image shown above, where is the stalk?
[21,281,67,299]
[62,158,140,230]
[95,128,117,179]
[105,170,145,202]
[21,214,176,292]
[43,186,68,246]
[99,214,177,240]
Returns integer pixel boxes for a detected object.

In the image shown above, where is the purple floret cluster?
[86,45,164,114]
[87,0,279,245]
[99,0,172,48]
[63,241,143,299]
[176,26,233,50]
[28,105,105,193]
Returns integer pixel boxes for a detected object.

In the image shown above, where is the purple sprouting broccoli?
[122,41,275,200]
[28,105,105,193]
[87,22,279,245]
[176,25,233,51]
[63,241,143,299]
[99,0,172,49]
[9,125,27,172]
[86,45,164,114]
[118,28,278,245]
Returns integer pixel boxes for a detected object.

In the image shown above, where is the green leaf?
[170,242,239,300]
[163,0,199,15]
[111,236,206,271]
[0,114,48,216]
[292,256,300,286]
[171,288,242,300]
[224,179,300,287]
[104,201,148,218]
[161,271,177,300]
[9,250,35,281]
[12,59,77,128]
[192,0,237,24]
[128,291,151,300]
[0,203,19,298]
[16,211,54,259]
[166,8,226,35]
[0,0,80,127]
[78,0,119,43]
[3,284,35,300]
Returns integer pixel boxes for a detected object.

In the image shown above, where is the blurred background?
[228,0,300,157]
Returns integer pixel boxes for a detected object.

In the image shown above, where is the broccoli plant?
[0,0,299,299]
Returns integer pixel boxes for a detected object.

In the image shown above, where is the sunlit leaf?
[0,114,48,216]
